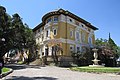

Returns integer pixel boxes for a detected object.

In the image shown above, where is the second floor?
[33,9,98,45]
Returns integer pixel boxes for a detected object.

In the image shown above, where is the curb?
[0,69,13,78]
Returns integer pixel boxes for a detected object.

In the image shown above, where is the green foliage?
[2,67,10,73]
[95,37,118,55]
[108,37,118,54]
[0,6,35,58]
[95,36,119,67]
[95,38,108,47]
[117,46,120,56]
[71,47,93,66]
[0,6,13,57]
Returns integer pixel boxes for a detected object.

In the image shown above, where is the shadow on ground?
[4,63,42,70]
[6,76,58,80]
[5,64,26,70]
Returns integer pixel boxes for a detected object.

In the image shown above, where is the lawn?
[2,67,10,73]
[70,66,120,73]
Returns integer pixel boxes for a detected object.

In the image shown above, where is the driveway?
[2,64,120,80]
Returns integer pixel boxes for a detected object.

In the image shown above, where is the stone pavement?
[1,64,120,80]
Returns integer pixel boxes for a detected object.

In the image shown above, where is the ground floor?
[38,38,94,59]
[3,64,120,80]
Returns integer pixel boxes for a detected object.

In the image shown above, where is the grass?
[17,61,24,64]
[70,66,120,73]
[2,67,10,73]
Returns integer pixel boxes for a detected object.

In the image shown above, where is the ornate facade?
[33,9,98,60]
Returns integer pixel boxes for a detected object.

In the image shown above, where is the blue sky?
[1,0,120,46]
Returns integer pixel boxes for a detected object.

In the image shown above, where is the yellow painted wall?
[59,22,67,39]
[92,34,95,44]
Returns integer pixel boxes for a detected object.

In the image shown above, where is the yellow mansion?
[33,9,98,60]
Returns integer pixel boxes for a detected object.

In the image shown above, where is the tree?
[0,6,13,57]
[11,13,36,62]
[108,33,118,54]
[0,6,36,63]
[95,33,119,67]
[117,46,120,56]
[95,38,108,47]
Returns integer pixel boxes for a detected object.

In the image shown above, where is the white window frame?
[81,32,86,43]
[53,16,58,22]
[76,31,80,41]
[53,28,57,36]
[46,30,48,37]
[70,30,73,38]
[88,35,92,44]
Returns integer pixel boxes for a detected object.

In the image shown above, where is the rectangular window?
[53,16,58,22]
[46,30,48,37]
[88,36,92,44]
[42,34,44,41]
[47,18,52,23]
[77,47,80,53]
[76,32,80,40]
[53,29,57,36]
[70,30,73,38]
[81,32,86,43]
[70,47,73,50]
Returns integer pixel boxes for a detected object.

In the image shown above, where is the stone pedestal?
[89,48,104,67]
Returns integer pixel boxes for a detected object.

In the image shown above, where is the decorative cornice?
[33,8,98,31]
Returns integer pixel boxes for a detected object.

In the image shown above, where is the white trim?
[43,38,92,46]
[44,22,51,29]
[88,34,93,45]
[75,31,80,42]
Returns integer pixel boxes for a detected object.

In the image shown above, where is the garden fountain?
[89,48,104,67]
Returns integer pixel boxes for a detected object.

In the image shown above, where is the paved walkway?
[1,64,120,80]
